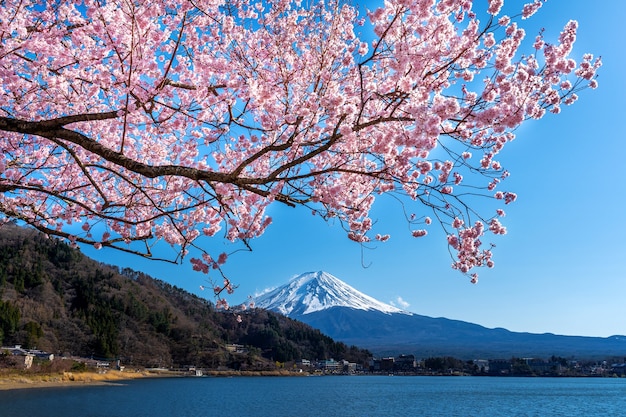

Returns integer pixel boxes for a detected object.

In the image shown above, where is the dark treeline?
[0,223,370,369]
[372,354,626,377]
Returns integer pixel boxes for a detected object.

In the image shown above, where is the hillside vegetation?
[0,223,370,369]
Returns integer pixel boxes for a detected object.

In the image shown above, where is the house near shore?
[1,345,34,369]
[297,359,311,367]
[1,345,55,369]
[611,363,626,376]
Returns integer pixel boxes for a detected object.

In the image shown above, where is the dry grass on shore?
[0,368,309,390]
[0,370,155,390]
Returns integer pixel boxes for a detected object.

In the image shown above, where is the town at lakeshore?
[2,343,626,384]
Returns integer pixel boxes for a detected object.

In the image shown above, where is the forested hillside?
[0,223,370,368]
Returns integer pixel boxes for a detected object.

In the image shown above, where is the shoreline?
[0,369,307,391]
[1,369,619,390]
[0,370,161,391]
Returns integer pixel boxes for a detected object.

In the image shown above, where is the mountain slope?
[255,271,626,359]
[0,224,371,368]
[255,271,409,315]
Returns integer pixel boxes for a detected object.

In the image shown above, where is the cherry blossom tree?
[0,0,600,291]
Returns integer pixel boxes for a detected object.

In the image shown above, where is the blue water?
[1,376,625,416]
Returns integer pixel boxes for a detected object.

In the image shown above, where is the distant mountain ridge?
[254,271,626,359]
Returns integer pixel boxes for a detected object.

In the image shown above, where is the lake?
[1,375,625,416]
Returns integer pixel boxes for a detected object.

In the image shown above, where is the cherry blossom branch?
[0,0,600,286]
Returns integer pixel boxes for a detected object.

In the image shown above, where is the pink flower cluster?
[522,1,544,19]
[487,0,504,16]
[448,221,494,275]
[0,0,599,291]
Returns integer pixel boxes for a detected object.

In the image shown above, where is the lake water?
[1,375,625,416]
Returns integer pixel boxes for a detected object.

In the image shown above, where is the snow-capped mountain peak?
[254,271,412,316]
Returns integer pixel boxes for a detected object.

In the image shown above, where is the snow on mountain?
[254,271,412,316]
[253,272,626,359]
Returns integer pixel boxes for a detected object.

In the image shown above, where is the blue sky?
[84,0,626,338]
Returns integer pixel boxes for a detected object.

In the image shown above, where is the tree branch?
[0,114,230,182]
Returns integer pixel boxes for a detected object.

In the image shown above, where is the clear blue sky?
[84,0,626,338]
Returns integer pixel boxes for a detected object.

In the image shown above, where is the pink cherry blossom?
[488,0,504,16]
[489,218,507,235]
[522,1,544,19]
[190,258,209,274]
[498,16,511,27]
[0,0,598,287]
[376,234,391,242]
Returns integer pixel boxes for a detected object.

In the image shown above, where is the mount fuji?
[254,271,626,359]
[254,271,410,316]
